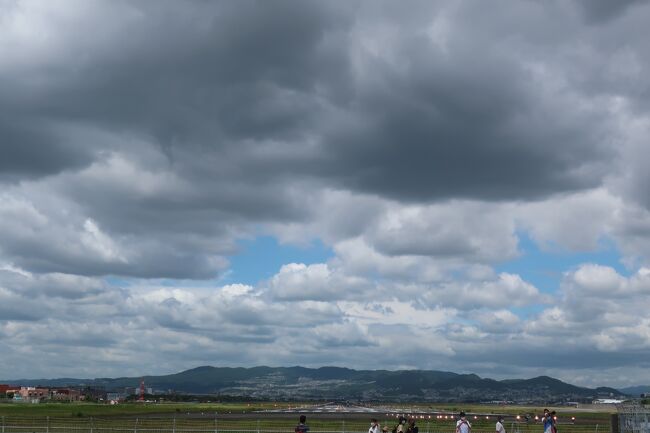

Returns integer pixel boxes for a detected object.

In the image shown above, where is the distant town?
[0,381,157,405]
[1,384,89,403]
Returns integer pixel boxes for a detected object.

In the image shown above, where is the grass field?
[0,402,617,418]
[0,402,285,417]
[0,402,616,433]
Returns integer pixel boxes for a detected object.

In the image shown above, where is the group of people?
[456,412,507,433]
[454,409,558,433]
[456,411,506,433]
[384,416,419,433]
[294,409,558,433]
[294,415,420,433]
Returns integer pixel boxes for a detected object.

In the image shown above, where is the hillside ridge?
[1,366,626,403]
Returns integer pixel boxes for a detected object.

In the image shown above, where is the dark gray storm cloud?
[0,0,348,180]
[577,0,647,24]
[0,118,97,180]
[1,0,626,201]
[1,0,648,274]
[1,0,635,280]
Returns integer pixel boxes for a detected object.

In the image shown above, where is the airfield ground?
[0,402,616,433]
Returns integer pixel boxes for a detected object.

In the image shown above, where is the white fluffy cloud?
[267,263,368,301]
[1,260,650,386]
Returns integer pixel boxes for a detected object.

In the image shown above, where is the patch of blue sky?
[103,236,333,289]
[497,231,628,295]
[104,275,220,289]
[104,276,135,287]
[223,235,334,286]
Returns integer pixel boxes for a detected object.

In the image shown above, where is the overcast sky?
[1,0,650,388]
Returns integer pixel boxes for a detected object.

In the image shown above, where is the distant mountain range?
[1,366,629,403]
[618,385,650,396]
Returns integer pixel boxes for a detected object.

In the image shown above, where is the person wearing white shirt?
[397,417,406,433]
[456,412,471,433]
[496,416,506,433]
[369,418,380,433]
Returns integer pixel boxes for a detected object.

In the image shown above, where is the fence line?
[0,430,610,433]
[0,418,609,433]
[618,403,650,433]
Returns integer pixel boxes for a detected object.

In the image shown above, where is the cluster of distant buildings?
[0,384,85,403]
[0,383,165,405]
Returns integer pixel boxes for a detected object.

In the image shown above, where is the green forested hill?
[2,366,626,402]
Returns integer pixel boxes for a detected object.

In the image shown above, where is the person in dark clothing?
[393,416,407,433]
[550,412,557,433]
[295,415,309,433]
[407,419,419,433]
